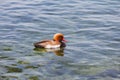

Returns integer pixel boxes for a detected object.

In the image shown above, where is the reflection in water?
[34,48,64,56]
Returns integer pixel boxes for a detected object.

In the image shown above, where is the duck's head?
[53,33,67,42]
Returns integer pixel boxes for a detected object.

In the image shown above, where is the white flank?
[45,45,60,49]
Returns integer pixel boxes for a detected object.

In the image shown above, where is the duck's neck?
[53,39,62,42]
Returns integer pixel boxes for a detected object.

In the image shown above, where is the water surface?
[0,0,120,80]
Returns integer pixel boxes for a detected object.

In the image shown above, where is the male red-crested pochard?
[34,33,67,48]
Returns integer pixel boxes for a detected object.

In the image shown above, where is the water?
[0,0,120,80]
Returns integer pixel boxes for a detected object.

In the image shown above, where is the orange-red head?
[53,33,67,42]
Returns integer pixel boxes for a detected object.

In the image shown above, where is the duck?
[34,33,67,48]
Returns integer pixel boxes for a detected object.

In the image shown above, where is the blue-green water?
[0,0,120,80]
